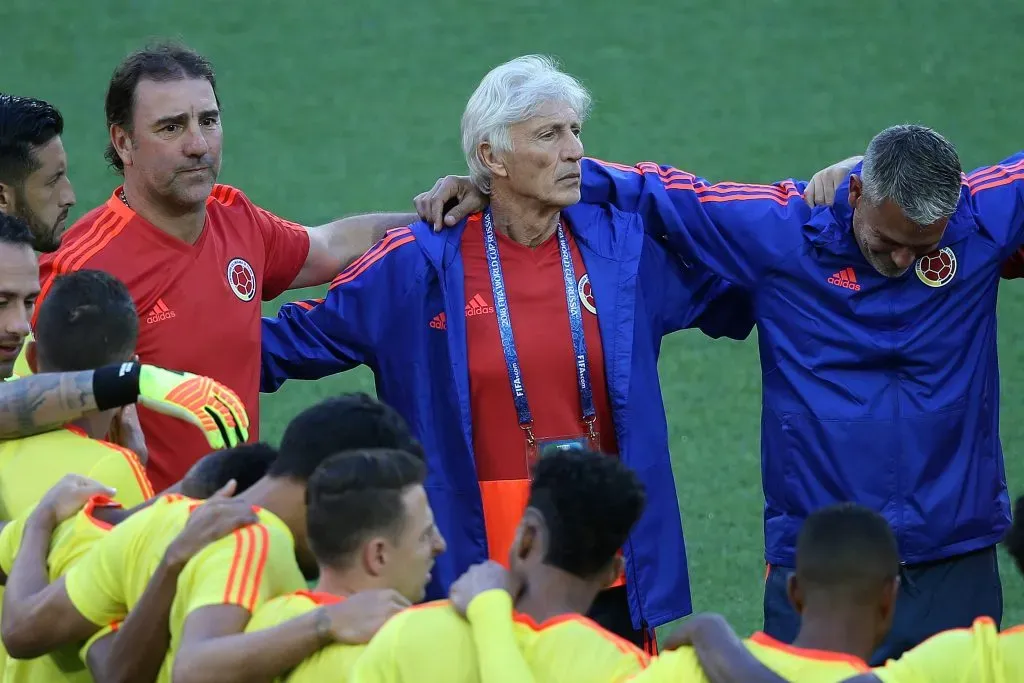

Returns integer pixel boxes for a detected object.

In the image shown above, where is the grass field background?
[5,0,1023,634]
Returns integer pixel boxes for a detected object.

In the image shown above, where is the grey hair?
[461,55,592,194]
[860,124,963,226]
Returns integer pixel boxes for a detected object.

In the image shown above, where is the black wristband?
[93,362,142,411]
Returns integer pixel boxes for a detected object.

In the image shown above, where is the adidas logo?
[146,299,176,324]
[827,267,861,291]
[429,312,447,330]
[465,293,494,317]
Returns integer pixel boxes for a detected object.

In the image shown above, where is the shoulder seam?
[328,227,416,290]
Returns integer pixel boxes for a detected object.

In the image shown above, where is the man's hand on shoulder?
[163,481,257,570]
[805,156,863,207]
[449,560,520,618]
[321,589,410,645]
[414,176,488,232]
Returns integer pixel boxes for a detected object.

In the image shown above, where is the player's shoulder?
[744,632,870,675]
[245,591,323,632]
[326,224,423,294]
[532,612,646,655]
[964,152,1024,197]
[628,647,702,682]
[43,196,137,270]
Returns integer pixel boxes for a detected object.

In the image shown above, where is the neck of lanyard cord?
[481,209,597,450]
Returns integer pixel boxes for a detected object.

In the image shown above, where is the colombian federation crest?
[915,247,957,288]
[227,258,257,301]
[577,274,597,315]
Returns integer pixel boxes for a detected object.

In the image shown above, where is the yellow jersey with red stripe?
[0,425,152,520]
[873,617,1023,683]
[351,592,648,683]
[629,632,869,683]
[243,590,362,683]
[0,496,121,683]
[64,494,305,683]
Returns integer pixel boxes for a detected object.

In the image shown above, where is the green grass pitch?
[5,0,1021,635]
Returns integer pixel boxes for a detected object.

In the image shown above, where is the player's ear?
[364,537,388,577]
[880,575,900,623]
[848,174,863,209]
[603,555,625,589]
[786,572,805,615]
[25,340,37,374]
[110,124,134,169]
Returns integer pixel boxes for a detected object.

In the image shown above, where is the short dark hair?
[0,213,35,248]
[181,442,278,499]
[0,95,64,185]
[105,42,219,174]
[34,270,138,372]
[270,394,423,481]
[1003,495,1024,578]
[528,449,645,579]
[796,503,900,601]
[306,449,427,569]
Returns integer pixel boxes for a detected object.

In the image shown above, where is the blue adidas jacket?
[580,155,1024,566]
[261,201,754,629]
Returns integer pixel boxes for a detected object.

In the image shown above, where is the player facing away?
[635,503,899,682]
[0,270,155,518]
[349,448,650,683]
[0,447,274,683]
[237,449,445,683]
[0,394,423,683]
[33,42,419,492]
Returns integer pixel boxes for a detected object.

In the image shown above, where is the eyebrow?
[152,109,220,129]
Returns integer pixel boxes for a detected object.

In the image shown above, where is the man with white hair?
[260,54,759,647]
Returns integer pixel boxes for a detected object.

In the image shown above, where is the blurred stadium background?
[5,0,1022,634]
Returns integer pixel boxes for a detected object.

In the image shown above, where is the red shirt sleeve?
[252,203,311,300]
[1002,247,1024,279]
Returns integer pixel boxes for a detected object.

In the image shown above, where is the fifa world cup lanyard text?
[482,209,599,473]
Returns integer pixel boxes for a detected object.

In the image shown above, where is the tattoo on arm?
[0,372,98,439]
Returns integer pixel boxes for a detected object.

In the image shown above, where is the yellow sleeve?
[873,630,981,683]
[178,523,280,618]
[465,590,536,683]
[85,449,154,507]
[348,610,410,683]
[0,513,27,575]
[627,648,705,682]
[64,508,148,626]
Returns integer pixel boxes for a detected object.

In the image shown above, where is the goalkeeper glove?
[93,362,249,450]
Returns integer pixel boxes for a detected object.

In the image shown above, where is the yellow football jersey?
[244,590,365,683]
[873,617,1023,683]
[630,632,869,683]
[64,494,306,683]
[350,592,649,683]
[0,496,121,683]
[0,425,152,520]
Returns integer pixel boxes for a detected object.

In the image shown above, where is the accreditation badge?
[526,431,601,477]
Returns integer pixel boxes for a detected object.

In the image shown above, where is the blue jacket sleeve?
[580,158,812,288]
[260,227,418,393]
[652,237,754,340]
[965,152,1024,260]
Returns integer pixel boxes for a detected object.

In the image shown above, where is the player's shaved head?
[271,393,423,481]
[794,503,899,601]
[179,442,278,499]
[34,270,137,373]
[1004,494,1024,578]
[522,448,645,580]
[105,41,219,174]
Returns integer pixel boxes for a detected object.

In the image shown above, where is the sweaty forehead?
[133,78,218,121]
[0,245,39,296]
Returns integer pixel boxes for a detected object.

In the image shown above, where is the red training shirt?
[36,185,310,492]
[461,213,620,574]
